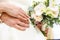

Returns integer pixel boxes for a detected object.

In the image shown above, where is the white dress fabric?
[0,0,46,40]
[0,23,46,40]
[53,24,60,39]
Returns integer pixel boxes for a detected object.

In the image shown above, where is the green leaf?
[44,0,49,7]
[30,18,35,25]
[40,30,47,37]
[32,1,40,8]
[28,7,34,17]
[48,21,53,28]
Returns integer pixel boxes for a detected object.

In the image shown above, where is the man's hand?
[1,13,29,31]
[0,2,30,20]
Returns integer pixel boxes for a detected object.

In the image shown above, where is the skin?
[1,13,29,31]
[0,2,30,20]
[0,2,30,31]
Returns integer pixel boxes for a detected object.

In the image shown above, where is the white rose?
[46,6,59,18]
[34,3,46,16]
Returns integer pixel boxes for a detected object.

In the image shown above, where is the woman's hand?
[1,13,29,31]
[0,2,30,20]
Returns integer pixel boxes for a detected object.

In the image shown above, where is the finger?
[8,5,30,18]
[16,15,28,21]
[18,13,29,19]
[20,19,29,24]
[18,17,29,24]
[4,4,30,19]
[16,21,29,28]
[15,17,29,24]
[3,20,27,31]
[14,24,27,31]
[3,20,15,28]
[19,9,30,18]
[2,19,26,31]
[12,7,30,19]
[6,9,28,20]
[5,4,29,19]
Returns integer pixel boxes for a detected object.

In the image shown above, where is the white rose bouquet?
[28,0,60,37]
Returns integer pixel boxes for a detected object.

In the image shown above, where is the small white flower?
[46,6,59,18]
[34,3,46,16]
[34,15,43,22]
